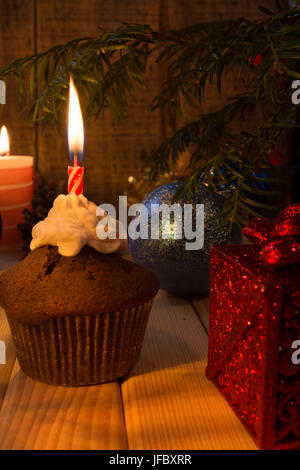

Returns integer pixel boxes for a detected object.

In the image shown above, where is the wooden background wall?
[0,0,285,205]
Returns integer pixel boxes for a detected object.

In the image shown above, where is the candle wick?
[74,155,79,167]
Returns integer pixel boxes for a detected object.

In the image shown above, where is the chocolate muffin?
[0,245,159,386]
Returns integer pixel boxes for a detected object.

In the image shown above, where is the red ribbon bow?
[242,203,300,269]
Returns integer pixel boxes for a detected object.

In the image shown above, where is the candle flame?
[68,77,84,164]
[0,125,10,156]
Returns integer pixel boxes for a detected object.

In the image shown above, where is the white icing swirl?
[30,194,128,257]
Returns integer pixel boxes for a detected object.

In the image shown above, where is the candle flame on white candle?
[0,125,10,156]
[68,77,84,164]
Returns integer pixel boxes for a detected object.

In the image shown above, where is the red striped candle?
[0,126,34,247]
[68,161,84,195]
[68,78,84,195]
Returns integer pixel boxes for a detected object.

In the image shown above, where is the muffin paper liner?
[6,300,153,386]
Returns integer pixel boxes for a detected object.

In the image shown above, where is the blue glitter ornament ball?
[128,182,242,295]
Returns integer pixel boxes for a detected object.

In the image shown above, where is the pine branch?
[0,6,299,226]
[0,24,155,125]
[149,92,258,178]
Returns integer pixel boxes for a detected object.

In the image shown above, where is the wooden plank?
[0,308,15,410]
[0,0,283,207]
[36,0,272,205]
[0,0,36,159]
[121,290,257,450]
[0,361,128,450]
[191,296,210,333]
[0,253,23,410]
[35,0,163,206]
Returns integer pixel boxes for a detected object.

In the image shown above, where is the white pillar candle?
[0,126,34,247]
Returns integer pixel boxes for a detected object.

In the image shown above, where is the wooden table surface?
[0,254,257,450]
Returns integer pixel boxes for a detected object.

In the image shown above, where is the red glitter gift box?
[206,204,300,450]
